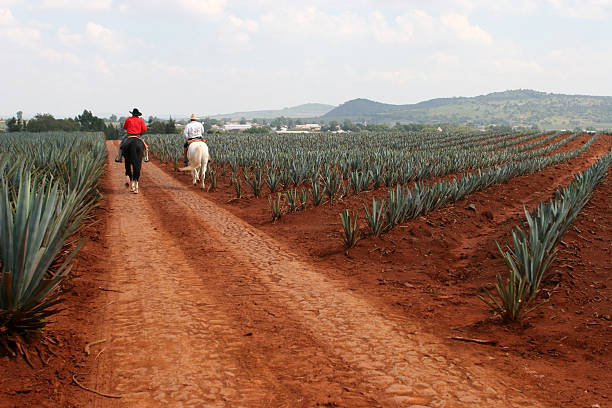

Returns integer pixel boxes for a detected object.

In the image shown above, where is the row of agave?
[341,134,599,244]
[147,129,536,180]
[0,132,106,356]
[481,146,612,321]
[146,131,574,206]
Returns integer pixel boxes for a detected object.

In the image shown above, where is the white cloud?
[440,14,492,44]
[455,0,540,15]
[455,0,612,19]
[0,7,14,25]
[1,26,40,45]
[260,7,369,41]
[0,8,42,48]
[218,14,259,50]
[227,14,258,32]
[259,7,493,47]
[85,22,123,51]
[370,70,415,85]
[40,0,112,11]
[489,57,543,73]
[39,48,79,63]
[430,51,460,66]
[545,0,612,19]
[58,25,83,47]
[369,10,413,44]
[93,55,110,74]
[177,0,226,18]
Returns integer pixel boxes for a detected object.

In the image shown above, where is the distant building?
[223,123,252,131]
[0,120,6,132]
[295,123,322,131]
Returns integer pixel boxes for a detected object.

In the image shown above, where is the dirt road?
[86,142,543,407]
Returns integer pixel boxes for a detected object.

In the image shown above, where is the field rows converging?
[2,131,610,408]
[84,142,546,407]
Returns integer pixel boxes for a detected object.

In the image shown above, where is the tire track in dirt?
[89,144,381,407]
[89,150,293,407]
[127,144,545,407]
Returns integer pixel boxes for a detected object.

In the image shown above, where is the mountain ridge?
[207,103,334,120]
[322,90,612,129]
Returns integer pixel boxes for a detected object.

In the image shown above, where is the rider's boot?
[183,147,189,166]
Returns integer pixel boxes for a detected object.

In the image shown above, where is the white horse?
[179,141,209,189]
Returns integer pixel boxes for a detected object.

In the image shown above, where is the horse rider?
[115,108,149,163]
[183,113,205,165]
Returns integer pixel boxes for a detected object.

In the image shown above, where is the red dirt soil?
[1,136,610,407]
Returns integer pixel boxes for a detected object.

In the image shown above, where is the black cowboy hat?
[130,108,142,116]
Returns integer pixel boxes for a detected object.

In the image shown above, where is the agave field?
[1,128,610,407]
[147,129,611,322]
[0,132,105,356]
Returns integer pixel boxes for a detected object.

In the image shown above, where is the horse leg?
[200,158,208,190]
[124,159,132,187]
[192,169,198,186]
[132,153,143,183]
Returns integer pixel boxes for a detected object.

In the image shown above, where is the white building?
[295,123,321,131]
[223,123,252,131]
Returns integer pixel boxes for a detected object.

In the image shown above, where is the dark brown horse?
[122,137,145,193]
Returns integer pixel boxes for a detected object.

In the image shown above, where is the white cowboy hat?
[190,113,199,120]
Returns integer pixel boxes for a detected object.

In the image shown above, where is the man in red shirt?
[115,108,148,162]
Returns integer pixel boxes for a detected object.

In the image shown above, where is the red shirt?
[123,116,147,135]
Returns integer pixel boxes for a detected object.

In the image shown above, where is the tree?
[6,117,21,132]
[245,126,271,134]
[77,110,105,131]
[165,117,177,133]
[109,114,118,122]
[15,111,24,131]
[26,113,80,132]
[147,121,167,134]
[343,119,359,132]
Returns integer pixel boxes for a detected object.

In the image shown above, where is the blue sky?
[1,0,611,118]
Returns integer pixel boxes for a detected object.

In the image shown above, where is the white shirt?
[184,121,205,140]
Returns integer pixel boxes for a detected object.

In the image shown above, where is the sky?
[1,0,611,119]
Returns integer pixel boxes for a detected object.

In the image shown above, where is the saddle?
[187,138,207,146]
[126,135,149,151]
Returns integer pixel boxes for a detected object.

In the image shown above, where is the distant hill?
[208,103,334,120]
[323,90,612,129]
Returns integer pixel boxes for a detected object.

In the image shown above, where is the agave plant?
[265,167,280,193]
[0,169,91,354]
[299,188,308,210]
[284,188,299,212]
[340,209,360,248]
[481,148,612,322]
[364,197,386,237]
[230,173,242,198]
[309,177,325,206]
[244,167,265,197]
[268,193,283,221]
[207,166,218,191]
